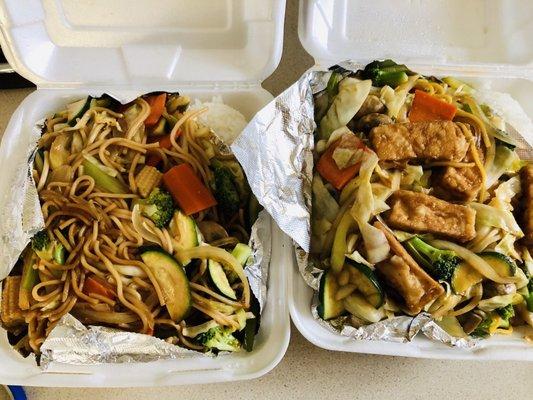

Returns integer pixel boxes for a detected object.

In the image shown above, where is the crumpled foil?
[1,100,272,365]
[40,314,198,368]
[0,120,45,281]
[246,210,272,310]
[232,76,316,252]
[235,60,533,348]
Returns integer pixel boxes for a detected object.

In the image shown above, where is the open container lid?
[298,0,533,78]
[0,0,285,87]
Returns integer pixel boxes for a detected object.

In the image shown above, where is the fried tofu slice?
[521,164,533,245]
[1,276,26,329]
[370,121,469,162]
[385,190,476,242]
[433,145,484,202]
[375,222,444,314]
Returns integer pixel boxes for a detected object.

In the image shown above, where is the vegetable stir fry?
[313,60,533,339]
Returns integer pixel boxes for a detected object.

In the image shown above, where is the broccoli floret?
[139,188,174,228]
[496,304,515,323]
[361,60,411,88]
[212,160,240,215]
[31,230,50,252]
[404,236,460,281]
[471,315,493,338]
[196,326,241,352]
[30,230,66,264]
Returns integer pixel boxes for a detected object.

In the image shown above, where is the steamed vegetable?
[82,157,128,194]
[144,93,167,127]
[361,60,410,88]
[408,90,457,122]
[195,326,241,352]
[316,135,365,190]
[404,236,460,281]
[318,78,372,139]
[211,160,241,215]
[163,164,217,215]
[138,188,174,228]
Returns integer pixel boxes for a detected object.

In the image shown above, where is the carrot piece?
[146,131,181,167]
[409,90,457,122]
[163,164,217,215]
[316,140,361,190]
[83,276,116,300]
[144,93,167,127]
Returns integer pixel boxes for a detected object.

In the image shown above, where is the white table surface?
[1,1,532,399]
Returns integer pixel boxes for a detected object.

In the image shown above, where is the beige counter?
[1,1,532,399]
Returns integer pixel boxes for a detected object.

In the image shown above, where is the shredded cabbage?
[494,233,522,261]
[349,151,390,263]
[477,293,523,311]
[345,250,374,268]
[319,78,372,139]
[380,75,419,119]
[485,145,525,189]
[491,176,521,212]
[469,202,523,237]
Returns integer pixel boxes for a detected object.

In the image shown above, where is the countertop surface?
[1,1,532,399]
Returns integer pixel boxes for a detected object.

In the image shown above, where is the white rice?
[190,96,247,145]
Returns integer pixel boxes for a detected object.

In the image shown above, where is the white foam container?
[290,0,533,360]
[0,0,291,386]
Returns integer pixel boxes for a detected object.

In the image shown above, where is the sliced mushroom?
[353,95,384,119]
[197,221,228,243]
[483,282,516,298]
[458,310,485,334]
[352,113,393,133]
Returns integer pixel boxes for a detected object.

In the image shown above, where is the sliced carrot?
[146,131,182,167]
[163,164,217,215]
[316,139,361,190]
[409,90,457,122]
[83,276,116,300]
[144,93,167,127]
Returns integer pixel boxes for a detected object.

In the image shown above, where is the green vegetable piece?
[404,236,460,281]
[139,188,174,228]
[196,326,241,352]
[326,71,343,103]
[317,270,345,320]
[82,158,128,194]
[212,160,240,215]
[471,314,493,338]
[243,317,257,352]
[53,243,66,265]
[496,304,515,323]
[362,60,410,88]
[31,231,50,253]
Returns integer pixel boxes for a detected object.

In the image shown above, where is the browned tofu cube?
[1,276,26,328]
[370,121,469,162]
[385,190,476,242]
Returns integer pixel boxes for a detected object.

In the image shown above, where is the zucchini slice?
[317,270,345,320]
[208,260,237,300]
[343,293,385,323]
[451,261,483,294]
[347,260,384,308]
[479,252,517,278]
[169,211,200,265]
[67,97,91,126]
[140,248,191,322]
[149,117,167,136]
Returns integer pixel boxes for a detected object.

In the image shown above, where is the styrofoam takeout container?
[0,0,291,387]
[290,0,533,360]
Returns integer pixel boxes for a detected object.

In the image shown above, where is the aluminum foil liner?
[40,314,198,368]
[0,119,45,281]
[231,75,316,252]
[234,60,533,348]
